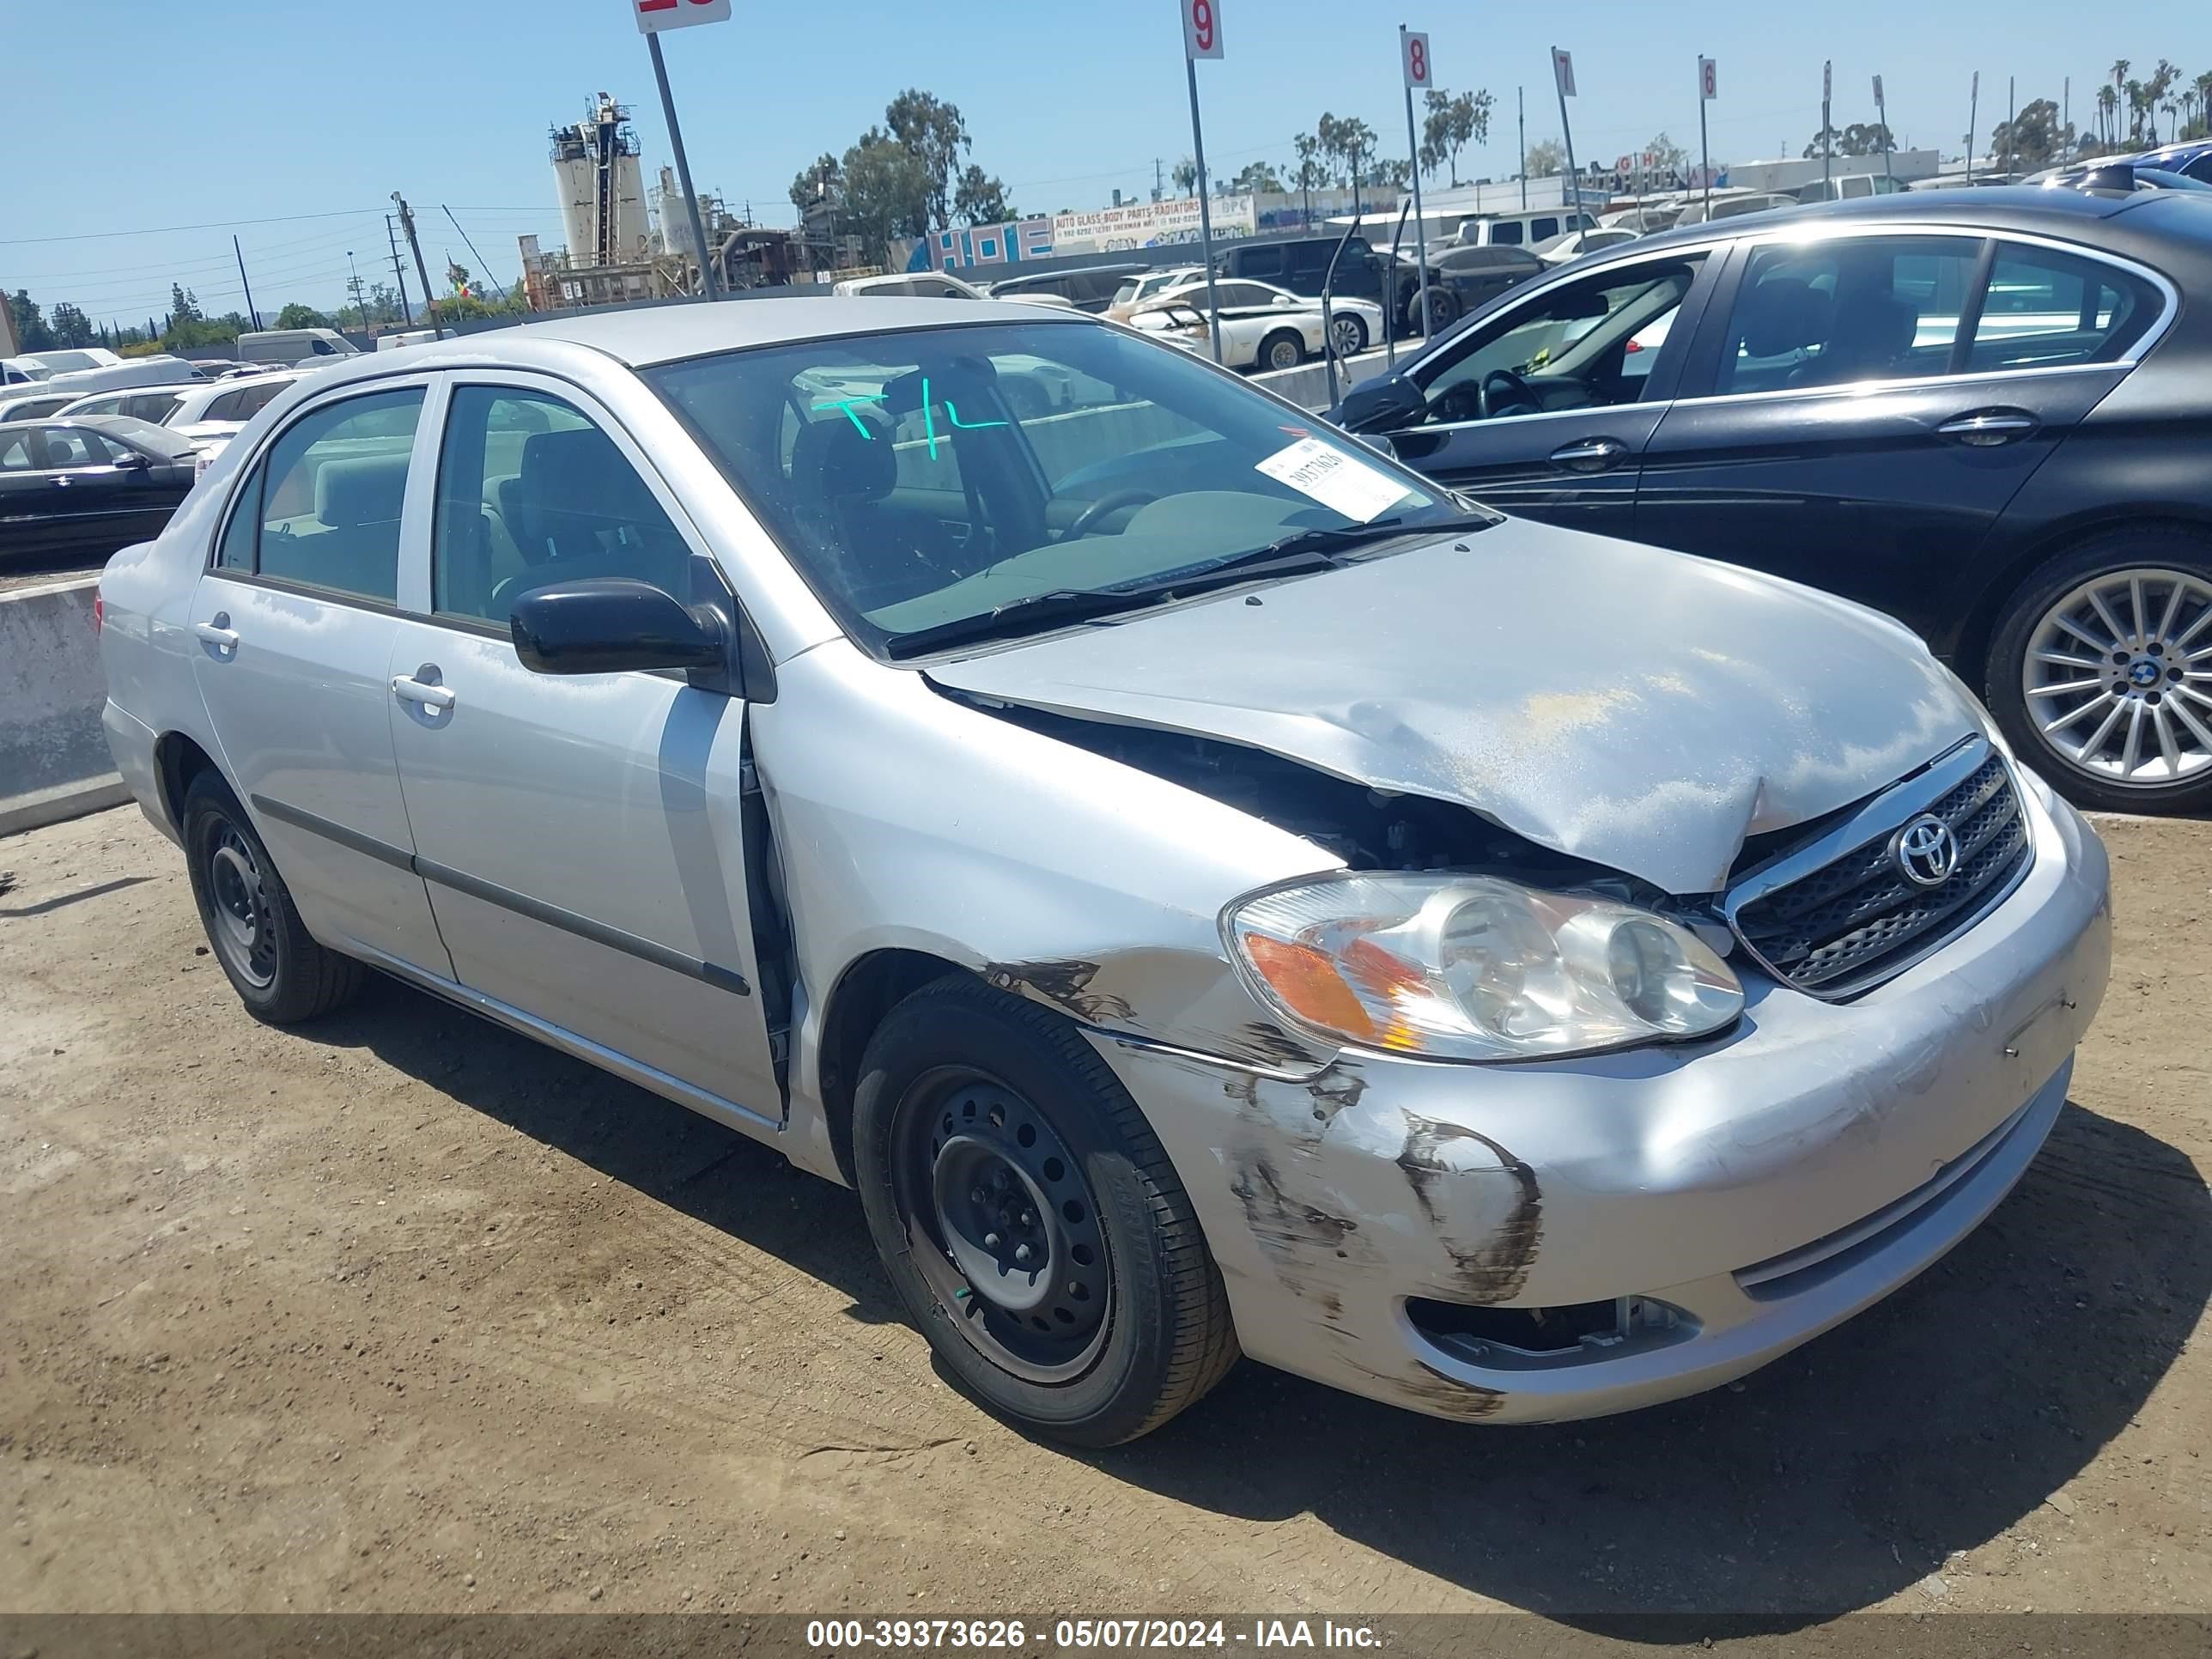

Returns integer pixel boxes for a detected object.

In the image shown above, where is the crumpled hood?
[926,520,1983,894]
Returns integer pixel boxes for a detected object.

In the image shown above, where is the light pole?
[347,251,367,331]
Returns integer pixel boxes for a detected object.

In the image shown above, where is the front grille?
[1729,746,2032,998]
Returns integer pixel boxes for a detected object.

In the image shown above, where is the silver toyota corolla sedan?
[98,298,2112,1445]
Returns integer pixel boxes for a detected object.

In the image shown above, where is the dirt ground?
[2,803,2207,1626]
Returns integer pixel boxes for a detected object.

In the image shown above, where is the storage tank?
[550,94,650,267]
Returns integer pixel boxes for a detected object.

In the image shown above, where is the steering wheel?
[1478,368,1540,420]
[1066,488,1158,539]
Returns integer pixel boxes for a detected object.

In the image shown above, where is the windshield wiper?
[1230,512,1498,567]
[884,586,1176,659]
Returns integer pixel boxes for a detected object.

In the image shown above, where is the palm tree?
[2198,71,2212,136]
[2125,79,2148,143]
[2094,82,2117,148]
[2148,59,2180,144]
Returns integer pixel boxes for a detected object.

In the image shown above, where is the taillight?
[1624,338,1644,354]
[92,593,104,635]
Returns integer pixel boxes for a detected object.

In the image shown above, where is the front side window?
[1970,244,2156,370]
[1412,256,1705,425]
[647,319,1463,655]
[40,427,110,468]
[250,388,423,604]
[1717,235,1981,393]
[432,386,691,624]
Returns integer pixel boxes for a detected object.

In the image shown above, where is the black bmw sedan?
[1329,187,2212,814]
[0,415,202,567]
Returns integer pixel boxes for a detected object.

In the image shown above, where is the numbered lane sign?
[1700,57,1717,100]
[1402,30,1431,92]
[1872,73,1884,104]
[1552,48,1577,99]
[635,0,731,33]
[1822,59,1832,101]
[1182,0,1223,60]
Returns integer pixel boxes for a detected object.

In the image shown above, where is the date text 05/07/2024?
[805,1619,1382,1650]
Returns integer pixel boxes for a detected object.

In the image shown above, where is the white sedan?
[1153,276,1387,360]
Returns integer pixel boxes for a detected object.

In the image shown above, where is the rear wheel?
[1984,527,2212,814]
[1329,313,1369,356]
[1259,330,1305,372]
[181,770,362,1023]
[852,975,1238,1446]
[1417,286,1459,335]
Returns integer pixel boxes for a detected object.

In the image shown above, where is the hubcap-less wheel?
[893,1069,1111,1384]
[207,824,277,989]
[2023,567,2212,788]
[1267,337,1302,371]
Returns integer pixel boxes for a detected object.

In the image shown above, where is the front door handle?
[1936,410,2039,447]
[391,672,455,712]
[192,615,239,653]
[1548,437,1630,473]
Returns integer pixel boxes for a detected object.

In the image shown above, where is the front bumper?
[1087,773,2112,1424]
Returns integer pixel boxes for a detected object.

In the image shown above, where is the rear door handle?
[192,617,239,652]
[391,674,455,711]
[1936,410,2039,447]
[1548,437,1630,472]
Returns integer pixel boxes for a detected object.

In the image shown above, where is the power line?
[0,206,389,248]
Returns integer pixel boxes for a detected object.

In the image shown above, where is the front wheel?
[1259,330,1305,372]
[1984,527,2212,813]
[1416,286,1459,335]
[852,975,1238,1446]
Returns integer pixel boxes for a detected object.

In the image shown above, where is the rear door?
[1634,229,2160,642]
[1374,249,1715,533]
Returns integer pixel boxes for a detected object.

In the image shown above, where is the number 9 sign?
[1402,29,1431,91]
[1182,0,1223,60]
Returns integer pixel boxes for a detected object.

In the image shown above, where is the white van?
[374,329,441,352]
[236,326,360,364]
[1451,207,1599,250]
[37,355,207,395]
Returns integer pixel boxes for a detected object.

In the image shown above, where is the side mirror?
[113,451,152,471]
[1331,373,1425,434]
[510,578,727,678]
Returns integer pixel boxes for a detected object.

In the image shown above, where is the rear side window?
[1969,245,2158,370]
[1530,217,1559,241]
[1717,235,1981,393]
[1237,246,1287,278]
[432,386,691,625]
[246,389,424,604]
[207,390,249,422]
[1490,222,1523,245]
[128,392,183,422]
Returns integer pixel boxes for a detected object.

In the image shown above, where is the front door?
[1375,251,1712,533]
[1633,232,2154,646]
[385,375,781,1120]
[189,382,452,972]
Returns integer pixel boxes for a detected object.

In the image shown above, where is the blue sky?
[5,0,2203,327]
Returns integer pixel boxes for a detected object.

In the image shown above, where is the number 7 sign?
[1182,0,1222,60]
[635,0,731,35]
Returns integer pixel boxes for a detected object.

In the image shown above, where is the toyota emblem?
[1893,814,1959,888]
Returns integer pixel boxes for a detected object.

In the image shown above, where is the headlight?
[1222,873,1743,1061]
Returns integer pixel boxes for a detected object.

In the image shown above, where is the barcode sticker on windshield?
[1255,437,1415,523]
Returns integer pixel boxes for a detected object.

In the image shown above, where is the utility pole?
[2063,76,2070,157]
[233,236,262,331]
[392,195,442,334]
[441,205,507,301]
[346,251,368,331]
[2005,76,2016,179]
[1967,71,1980,183]
[1821,59,1833,196]
[1517,86,1527,209]
[1153,157,1164,203]
[385,214,415,325]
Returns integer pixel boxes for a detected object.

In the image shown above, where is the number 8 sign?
[1402,30,1431,92]
[1182,0,1223,60]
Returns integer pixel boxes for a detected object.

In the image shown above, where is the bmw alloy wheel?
[2022,567,2212,788]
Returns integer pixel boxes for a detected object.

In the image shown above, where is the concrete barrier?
[1,576,126,838]
[1250,343,1399,412]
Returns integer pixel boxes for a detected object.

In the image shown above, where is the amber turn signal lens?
[1241,933,1377,1042]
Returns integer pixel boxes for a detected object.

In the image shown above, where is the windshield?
[647,319,1477,654]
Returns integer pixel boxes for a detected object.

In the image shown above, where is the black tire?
[1329,313,1369,356]
[1984,526,2212,815]
[1259,330,1304,372]
[852,974,1238,1447]
[1418,286,1459,335]
[181,769,363,1023]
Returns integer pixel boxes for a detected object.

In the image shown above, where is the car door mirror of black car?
[112,451,152,471]
[510,577,733,686]
[1332,373,1426,434]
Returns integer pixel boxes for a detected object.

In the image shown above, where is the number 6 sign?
[1182,0,1222,60]
[635,0,731,35]
[1402,30,1431,92]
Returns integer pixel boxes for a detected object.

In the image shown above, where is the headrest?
[313,453,409,527]
[1828,289,1918,363]
[789,412,896,503]
[514,425,664,526]
[1735,276,1832,358]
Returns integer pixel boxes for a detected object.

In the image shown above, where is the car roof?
[289,297,1092,374]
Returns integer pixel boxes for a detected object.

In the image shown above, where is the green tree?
[273,302,328,329]
[884,88,971,233]
[1419,88,1492,186]
[1316,113,1380,210]
[951,162,1013,225]
[169,283,204,325]
[1522,137,1565,178]
[838,130,933,261]
[1171,155,1198,193]
[788,152,842,214]
[9,291,55,351]
[2148,59,2180,144]
[1230,160,1284,194]
[48,302,94,348]
[1990,99,2066,170]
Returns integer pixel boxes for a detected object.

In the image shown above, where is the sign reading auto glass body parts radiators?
[634,0,730,32]
[1255,438,1421,524]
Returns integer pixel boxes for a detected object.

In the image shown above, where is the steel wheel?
[206,823,277,989]
[2022,566,2212,789]
[890,1066,1113,1385]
